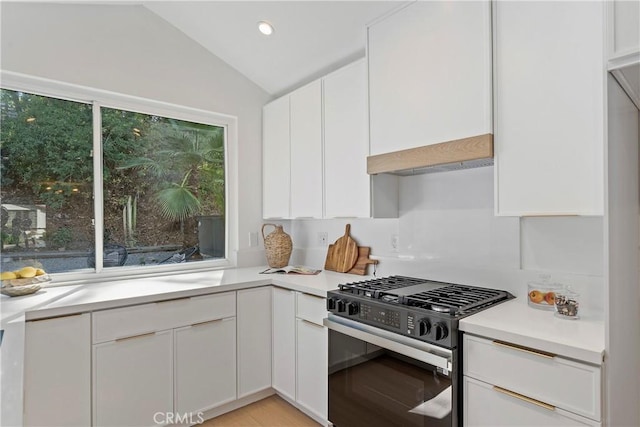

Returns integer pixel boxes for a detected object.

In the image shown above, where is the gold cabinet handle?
[493,340,556,359]
[300,318,322,328]
[191,318,223,328]
[115,332,155,342]
[493,386,556,411]
[28,313,84,322]
[156,296,191,304]
[191,317,235,327]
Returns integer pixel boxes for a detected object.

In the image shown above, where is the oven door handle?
[324,314,453,371]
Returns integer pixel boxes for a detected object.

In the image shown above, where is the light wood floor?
[201,395,320,427]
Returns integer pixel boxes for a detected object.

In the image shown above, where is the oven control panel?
[359,304,401,329]
[326,296,455,347]
[327,297,401,330]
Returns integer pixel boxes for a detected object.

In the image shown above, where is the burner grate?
[336,276,513,316]
[403,285,509,315]
[338,276,426,298]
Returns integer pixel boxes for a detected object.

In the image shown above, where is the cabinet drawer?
[296,292,326,325]
[463,376,600,426]
[463,334,601,421]
[93,292,236,343]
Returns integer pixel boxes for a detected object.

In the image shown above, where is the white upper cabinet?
[263,96,290,219]
[607,0,640,109]
[262,59,389,219]
[367,1,492,155]
[608,0,640,61]
[262,81,323,219]
[290,80,323,218]
[494,1,605,216]
[324,59,370,218]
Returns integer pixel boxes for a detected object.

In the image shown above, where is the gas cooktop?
[327,276,514,349]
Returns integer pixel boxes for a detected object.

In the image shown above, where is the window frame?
[1,70,238,285]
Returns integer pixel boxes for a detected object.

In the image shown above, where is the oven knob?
[430,322,449,341]
[418,319,431,336]
[346,302,359,315]
[326,297,338,311]
[336,299,347,313]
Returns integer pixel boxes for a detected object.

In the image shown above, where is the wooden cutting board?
[323,243,337,271]
[324,224,358,273]
[347,247,379,276]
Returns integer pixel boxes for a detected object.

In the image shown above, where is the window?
[1,79,231,281]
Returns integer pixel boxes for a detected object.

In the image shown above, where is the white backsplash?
[399,167,520,269]
[520,216,604,276]
[278,166,604,315]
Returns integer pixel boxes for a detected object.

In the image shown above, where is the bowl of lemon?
[1,266,50,297]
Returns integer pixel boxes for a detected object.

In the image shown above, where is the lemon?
[1,271,17,280]
[35,268,46,276]
[17,266,37,279]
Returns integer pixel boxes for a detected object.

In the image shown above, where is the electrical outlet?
[318,232,328,246]
[249,232,259,247]
[391,234,399,251]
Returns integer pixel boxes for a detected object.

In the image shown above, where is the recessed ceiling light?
[258,21,274,36]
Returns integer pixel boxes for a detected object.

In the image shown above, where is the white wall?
[0,2,271,266]
[291,166,605,314]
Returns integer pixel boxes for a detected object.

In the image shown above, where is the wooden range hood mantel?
[367,134,494,176]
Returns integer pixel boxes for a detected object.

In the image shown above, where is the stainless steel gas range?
[324,276,514,427]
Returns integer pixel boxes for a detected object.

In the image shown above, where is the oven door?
[324,314,457,427]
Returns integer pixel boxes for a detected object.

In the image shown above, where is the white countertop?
[460,298,605,365]
[3,266,365,322]
[1,285,82,327]
[2,267,605,365]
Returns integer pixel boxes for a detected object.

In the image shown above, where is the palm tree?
[118,119,225,246]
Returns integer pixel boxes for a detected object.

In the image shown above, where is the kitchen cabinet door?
[494,1,604,216]
[463,376,600,427]
[237,287,272,398]
[607,0,640,110]
[93,330,173,426]
[324,59,370,218]
[608,0,640,61]
[263,95,290,219]
[174,317,237,414]
[272,287,296,401]
[296,318,328,423]
[24,314,91,427]
[290,80,323,218]
[368,1,492,155]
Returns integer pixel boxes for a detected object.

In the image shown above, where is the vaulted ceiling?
[143,1,406,97]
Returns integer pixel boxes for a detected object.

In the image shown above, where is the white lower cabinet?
[464,376,599,426]
[93,330,174,426]
[463,334,602,427]
[24,313,91,427]
[24,285,328,426]
[272,287,296,401]
[271,287,328,425]
[296,317,328,423]
[92,291,237,426]
[237,287,272,397]
[174,317,237,414]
